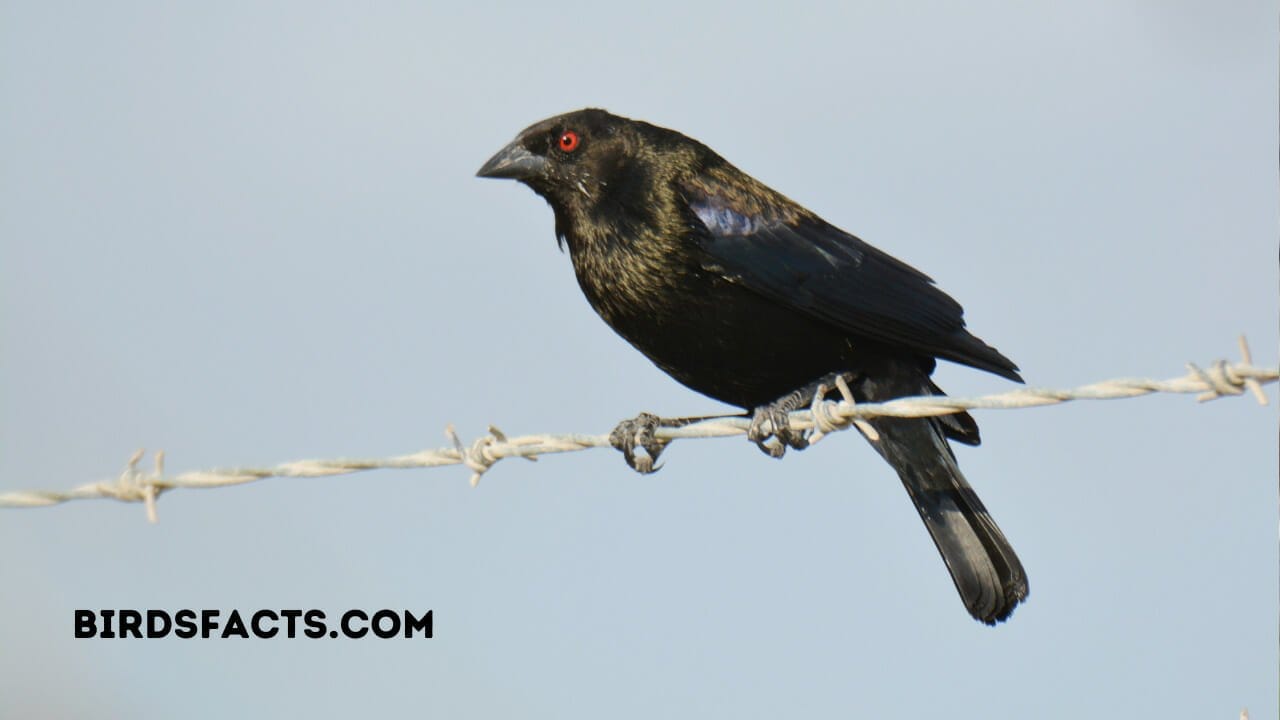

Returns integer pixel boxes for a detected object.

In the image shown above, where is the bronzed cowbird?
[477,108,1028,624]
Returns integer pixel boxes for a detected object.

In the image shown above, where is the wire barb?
[446,424,502,487]
[1,340,1274,519]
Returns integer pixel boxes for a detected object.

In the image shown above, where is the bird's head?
[477,108,624,196]
[477,108,700,239]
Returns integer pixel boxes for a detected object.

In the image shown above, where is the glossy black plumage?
[478,108,1028,624]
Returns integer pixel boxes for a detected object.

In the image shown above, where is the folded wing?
[680,178,1021,382]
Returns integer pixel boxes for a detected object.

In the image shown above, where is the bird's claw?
[748,403,810,458]
[747,372,857,458]
[609,412,669,474]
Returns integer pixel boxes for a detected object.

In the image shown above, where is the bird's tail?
[860,398,1028,624]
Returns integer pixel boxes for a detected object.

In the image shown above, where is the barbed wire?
[1,336,1273,523]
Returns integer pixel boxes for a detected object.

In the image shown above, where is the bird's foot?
[748,402,809,458]
[609,412,670,474]
[748,372,857,458]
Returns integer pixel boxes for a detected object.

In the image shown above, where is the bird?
[477,108,1028,624]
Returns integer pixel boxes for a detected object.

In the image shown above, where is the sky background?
[2,1,1276,717]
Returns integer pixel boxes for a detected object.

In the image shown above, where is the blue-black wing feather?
[682,182,1021,381]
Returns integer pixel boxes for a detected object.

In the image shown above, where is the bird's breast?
[567,228,689,330]
[564,225,863,407]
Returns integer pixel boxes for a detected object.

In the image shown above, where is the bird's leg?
[609,413,719,474]
[748,372,857,458]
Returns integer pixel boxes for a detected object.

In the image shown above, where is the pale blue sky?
[2,1,1276,717]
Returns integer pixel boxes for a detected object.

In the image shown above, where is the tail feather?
[860,385,1028,624]
[927,379,981,446]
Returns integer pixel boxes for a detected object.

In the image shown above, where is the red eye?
[558,130,580,153]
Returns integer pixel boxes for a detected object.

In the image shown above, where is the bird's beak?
[476,139,547,180]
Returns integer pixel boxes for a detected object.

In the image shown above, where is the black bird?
[477,109,1028,624]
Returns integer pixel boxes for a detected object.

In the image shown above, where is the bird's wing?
[679,179,1021,381]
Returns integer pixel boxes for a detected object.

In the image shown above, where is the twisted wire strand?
[1,337,1272,522]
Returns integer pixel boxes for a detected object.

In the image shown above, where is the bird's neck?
[551,196,692,331]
